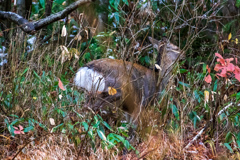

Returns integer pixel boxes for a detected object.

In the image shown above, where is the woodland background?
[0,0,240,159]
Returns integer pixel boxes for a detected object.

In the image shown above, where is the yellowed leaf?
[228,33,232,41]
[236,38,238,44]
[204,90,209,104]
[220,44,224,52]
[108,87,117,96]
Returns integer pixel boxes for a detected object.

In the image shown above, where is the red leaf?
[225,63,235,72]
[205,75,212,83]
[234,66,240,82]
[214,64,223,71]
[226,58,234,64]
[19,125,23,131]
[235,74,240,82]
[13,125,25,135]
[217,68,227,77]
[14,130,21,134]
[58,78,66,91]
[215,53,223,59]
[217,58,225,66]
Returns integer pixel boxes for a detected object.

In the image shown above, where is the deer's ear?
[148,37,162,51]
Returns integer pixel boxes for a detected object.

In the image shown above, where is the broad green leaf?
[122,0,129,6]
[225,132,232,143]
[237,140,240,147]
[224,143,233,152]
[236,0,240,8]
[102,121,113,131]
[123,140,130,149]
[97,129,107,141]
[114,12,120,24]
[24,126,34,132]
[169,104,179,120]
[180,69,188,73]
[82,122,89,131]
[236,92,240,101]
[39,0,45,8]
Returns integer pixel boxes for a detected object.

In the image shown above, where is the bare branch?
[0,0,91,34]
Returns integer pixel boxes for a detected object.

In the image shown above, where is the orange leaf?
[206,65,211,73]
[58,78,66,91]
[108,87,117,96]
[205,75,212,84]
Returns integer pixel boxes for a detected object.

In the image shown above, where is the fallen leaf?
[58,78,66,91]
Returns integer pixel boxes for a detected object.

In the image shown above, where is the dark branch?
[0,0,91,35]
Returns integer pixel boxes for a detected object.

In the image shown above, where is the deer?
[74,37,184,126]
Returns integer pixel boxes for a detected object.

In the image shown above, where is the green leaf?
[102,121,113,131]
[88,129,94,139]
[97,129,107,141]
[213,80,218,92]
[224,143,233,152]
[24,126,34,132]
[180,69,188,73]
[33,71,41,80]
[114,12,120,24]
[194,90,201,103]
[169,104,179,120]
[82,122,89,131]
[144,56,150,64]
[225,132,232,143]
[236,92,240,101]
[123,140,130,149]
[21,68,29,76]
[123,0,129,6]
[51,123,63,132]
[236,0,240,8]
[223,20,236,32]
[39,0,45,8]
[84,52,91,60]
[203,64,207,74]
[237,140,240,147]
[178,81,190,88]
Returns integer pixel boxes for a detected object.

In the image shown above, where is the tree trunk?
[0,0,11,45]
